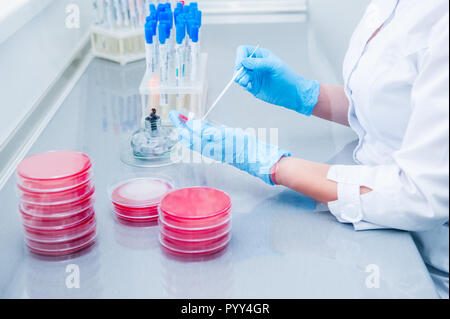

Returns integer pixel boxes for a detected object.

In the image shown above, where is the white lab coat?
[326,0,449,298]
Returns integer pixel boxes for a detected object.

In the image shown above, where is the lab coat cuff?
[352,221,388,231]
[327,165,364,224]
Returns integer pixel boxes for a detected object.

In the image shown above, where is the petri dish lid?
[25,230,97,256]
[21,206,95,231]
[18,181,95,206]
[19,194,96,218]
[17,151,92,181]
[23,215,96,243]
[159,233,231,255]
[113,210,159,223]
[18,169,93,193]
[159,208,231,230]
[109,177,174,208]
[160,187,231,219]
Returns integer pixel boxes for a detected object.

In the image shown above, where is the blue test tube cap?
[158,23,167,44]
[164,22,171,38]
[176,23,186,44]
[161,11,173,28]
[186,19,192,37]
[190,2,198,11]
[157,3,164,16]
[149,4,156,14]
[152,20,157,36]
[145,24,154,44]
[178,13,186,24]
[190,25,199,43]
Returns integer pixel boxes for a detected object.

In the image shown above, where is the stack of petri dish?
[17,151,97,256]
[159,187,232,256]
[109,177,174,223]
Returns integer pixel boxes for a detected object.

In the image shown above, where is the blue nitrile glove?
[169,110,291,185]
[234,45,320,116]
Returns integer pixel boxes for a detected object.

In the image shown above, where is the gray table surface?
[0,23,438,298]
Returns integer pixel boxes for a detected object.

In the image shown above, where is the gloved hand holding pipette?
[169,110,291,185]
[234,46,320,116]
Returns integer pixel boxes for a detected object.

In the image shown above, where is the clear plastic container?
[160,187,231,219]
[18,169,93,193]
[21,207,95,231]
[113,209,158,223]
[18,181,95,205]
[159,207,231,229]
[159,232,231,256]
[113,203,158,218]
[109,177,174,208]
[25,228,97,256]
[160,221,231,242]
[24,215,96,243]
[19,192,96,218]
[17,151,92,190]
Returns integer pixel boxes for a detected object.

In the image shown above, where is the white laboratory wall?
[308,0,371,83]
[197,0,307,12]
[0,0,94,148]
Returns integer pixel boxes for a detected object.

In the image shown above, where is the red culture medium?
[17,151,92,191]
[16,151,97,256]
[158,187,232,256]
[109,177,174,223]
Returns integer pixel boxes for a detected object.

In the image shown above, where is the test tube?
[120,0,130,27]
[175,22,186,107]
[128,0,138,28]
[145,24,157,75]
[105,0,115,29]
[188,23,199,83]
[136,0,145,26]
[159,23,170,106]
[113,0,123,27]
[92,0,103,25]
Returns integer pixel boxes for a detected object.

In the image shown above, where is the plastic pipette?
[202,45,260,120]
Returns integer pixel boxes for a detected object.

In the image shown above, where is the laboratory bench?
[0,22,438,298]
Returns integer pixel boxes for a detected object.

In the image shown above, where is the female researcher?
[170,0,449,297]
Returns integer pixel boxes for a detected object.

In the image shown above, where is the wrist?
[295,76,321,116]
[270,156,289,185]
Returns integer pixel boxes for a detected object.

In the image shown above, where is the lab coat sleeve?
[326,14,449,232]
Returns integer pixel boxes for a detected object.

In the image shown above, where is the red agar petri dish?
[18,169,93,193]
[17,151,92,191]
[25,227,97,256]
[159,207,231,229]
[159,233,231,256]
[113,209,159,223]
[110,177,174,208]
[160,187,231,219]
[21,207,95,230]
[19,191,96,218]
[113,204,159,218]
[24,215,96,243]
[18,181,94,205]
[160,221,231,242]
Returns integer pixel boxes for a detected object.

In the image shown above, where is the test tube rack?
[90,24,146,66]
[139,52,208,124]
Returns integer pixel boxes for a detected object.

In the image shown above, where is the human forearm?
[312,84,350,126]
[274,157,371,204]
